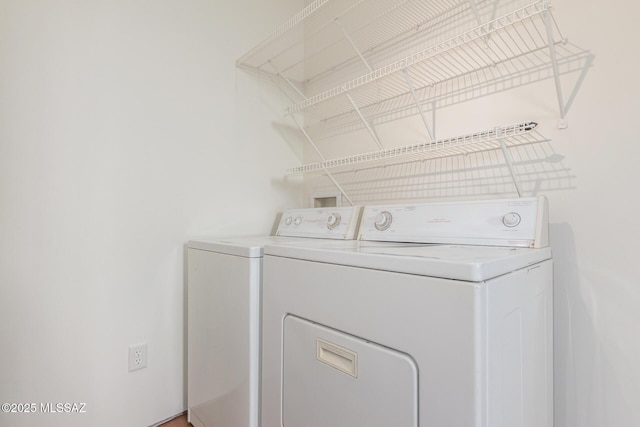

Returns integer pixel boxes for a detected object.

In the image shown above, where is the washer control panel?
[277,206,362,239]
[359,197,548,248]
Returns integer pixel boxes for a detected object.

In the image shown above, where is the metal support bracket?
[270,54,354,205]
[346,93,384,150]
[268,61,307,101]
[468,0,483,27]
[335,18,373,72]
[542,6,567,125]
[290,114,355,206]
[468,0,499,46]
[498,132,522,197]
[563,52,594,121]
[402,69,434,141]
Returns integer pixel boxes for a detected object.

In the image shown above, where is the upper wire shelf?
[288,0,554,116]
[237,0,483,86]
[238,0,590,135]
[306,40,591,140]
[287,122,548,175]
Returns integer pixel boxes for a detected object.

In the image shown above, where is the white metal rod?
[346,93,384,149]
[402,69,434,141]
[335,18,373,73]
[470,0,501,47]
[289,113,326,161]
[499,140,523,197]
[490,0,500,23]
[268,60,307,102]
[542,8,566,119]
[468,0,482,26]
[431,100,437,139]
[563,53,594,115]
[290,114,354,206]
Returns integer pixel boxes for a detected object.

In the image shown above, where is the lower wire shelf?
[287,121,548,176]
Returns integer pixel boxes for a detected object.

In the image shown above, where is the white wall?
[0,1,301,426]
[303,0,640,426]
[547,2,640,425]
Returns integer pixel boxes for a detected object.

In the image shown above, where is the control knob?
[374,211,393,231]
[284,216,293,226]
[502,212,521,227]
[294,216,303,226]
[326,213,342,230]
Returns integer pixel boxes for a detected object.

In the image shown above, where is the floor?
[159,413,191,427]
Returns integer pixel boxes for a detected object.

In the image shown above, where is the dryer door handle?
[316,338,358,378]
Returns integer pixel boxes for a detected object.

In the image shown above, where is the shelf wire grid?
[287,122,549,175]
[237,0,527,86]
[302,0,503,95]
[238,1,467,75]
[306,40,591,140]
[306,140,574,205]
[286,1,553,118]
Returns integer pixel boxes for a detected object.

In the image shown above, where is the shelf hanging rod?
[499,138,523,197]
[542,5,566,121]
[563,53,594,117]
[335,18,373,73]
[402,69,434,141]
[468,0,483,27]
[489,0,501,27]
[290,114,355,206]
[268,60,307,101]
[346,93,384,150]
[471,0,501,47]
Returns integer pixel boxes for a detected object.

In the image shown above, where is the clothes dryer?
[187,206,362,427]
[261,197,553,427]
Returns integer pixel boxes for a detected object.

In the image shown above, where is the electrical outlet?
[128,343,147,372]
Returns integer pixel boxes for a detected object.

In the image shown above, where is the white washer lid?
[188,236,311,258]
[188,236,404,258]
[188,207,364,257]
[264,243,552,281]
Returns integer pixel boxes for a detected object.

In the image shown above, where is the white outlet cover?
[128,343,147,372]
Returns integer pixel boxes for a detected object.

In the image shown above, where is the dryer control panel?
[359,197,548,248]
[277,206,363,239]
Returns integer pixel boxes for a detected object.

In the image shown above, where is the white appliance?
[187,206,362,427]
[261,197,553,427]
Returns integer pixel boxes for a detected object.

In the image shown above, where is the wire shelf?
[236,0,488,85]
[286,1,554,117]
[306,41,591,140]
[286,122,548,175]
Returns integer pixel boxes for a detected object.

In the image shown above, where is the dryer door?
[283,315,418,427]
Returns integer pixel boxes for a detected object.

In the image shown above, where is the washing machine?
[186,206,362,427]
[261,197,553,427]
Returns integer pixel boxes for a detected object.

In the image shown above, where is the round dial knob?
[326,213,342,229]
[284,216,293,226]
[374,211,393,231]
[502,212,521,228]
[293,216,303,226]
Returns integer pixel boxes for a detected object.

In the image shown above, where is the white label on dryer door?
[282,315,418,427]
